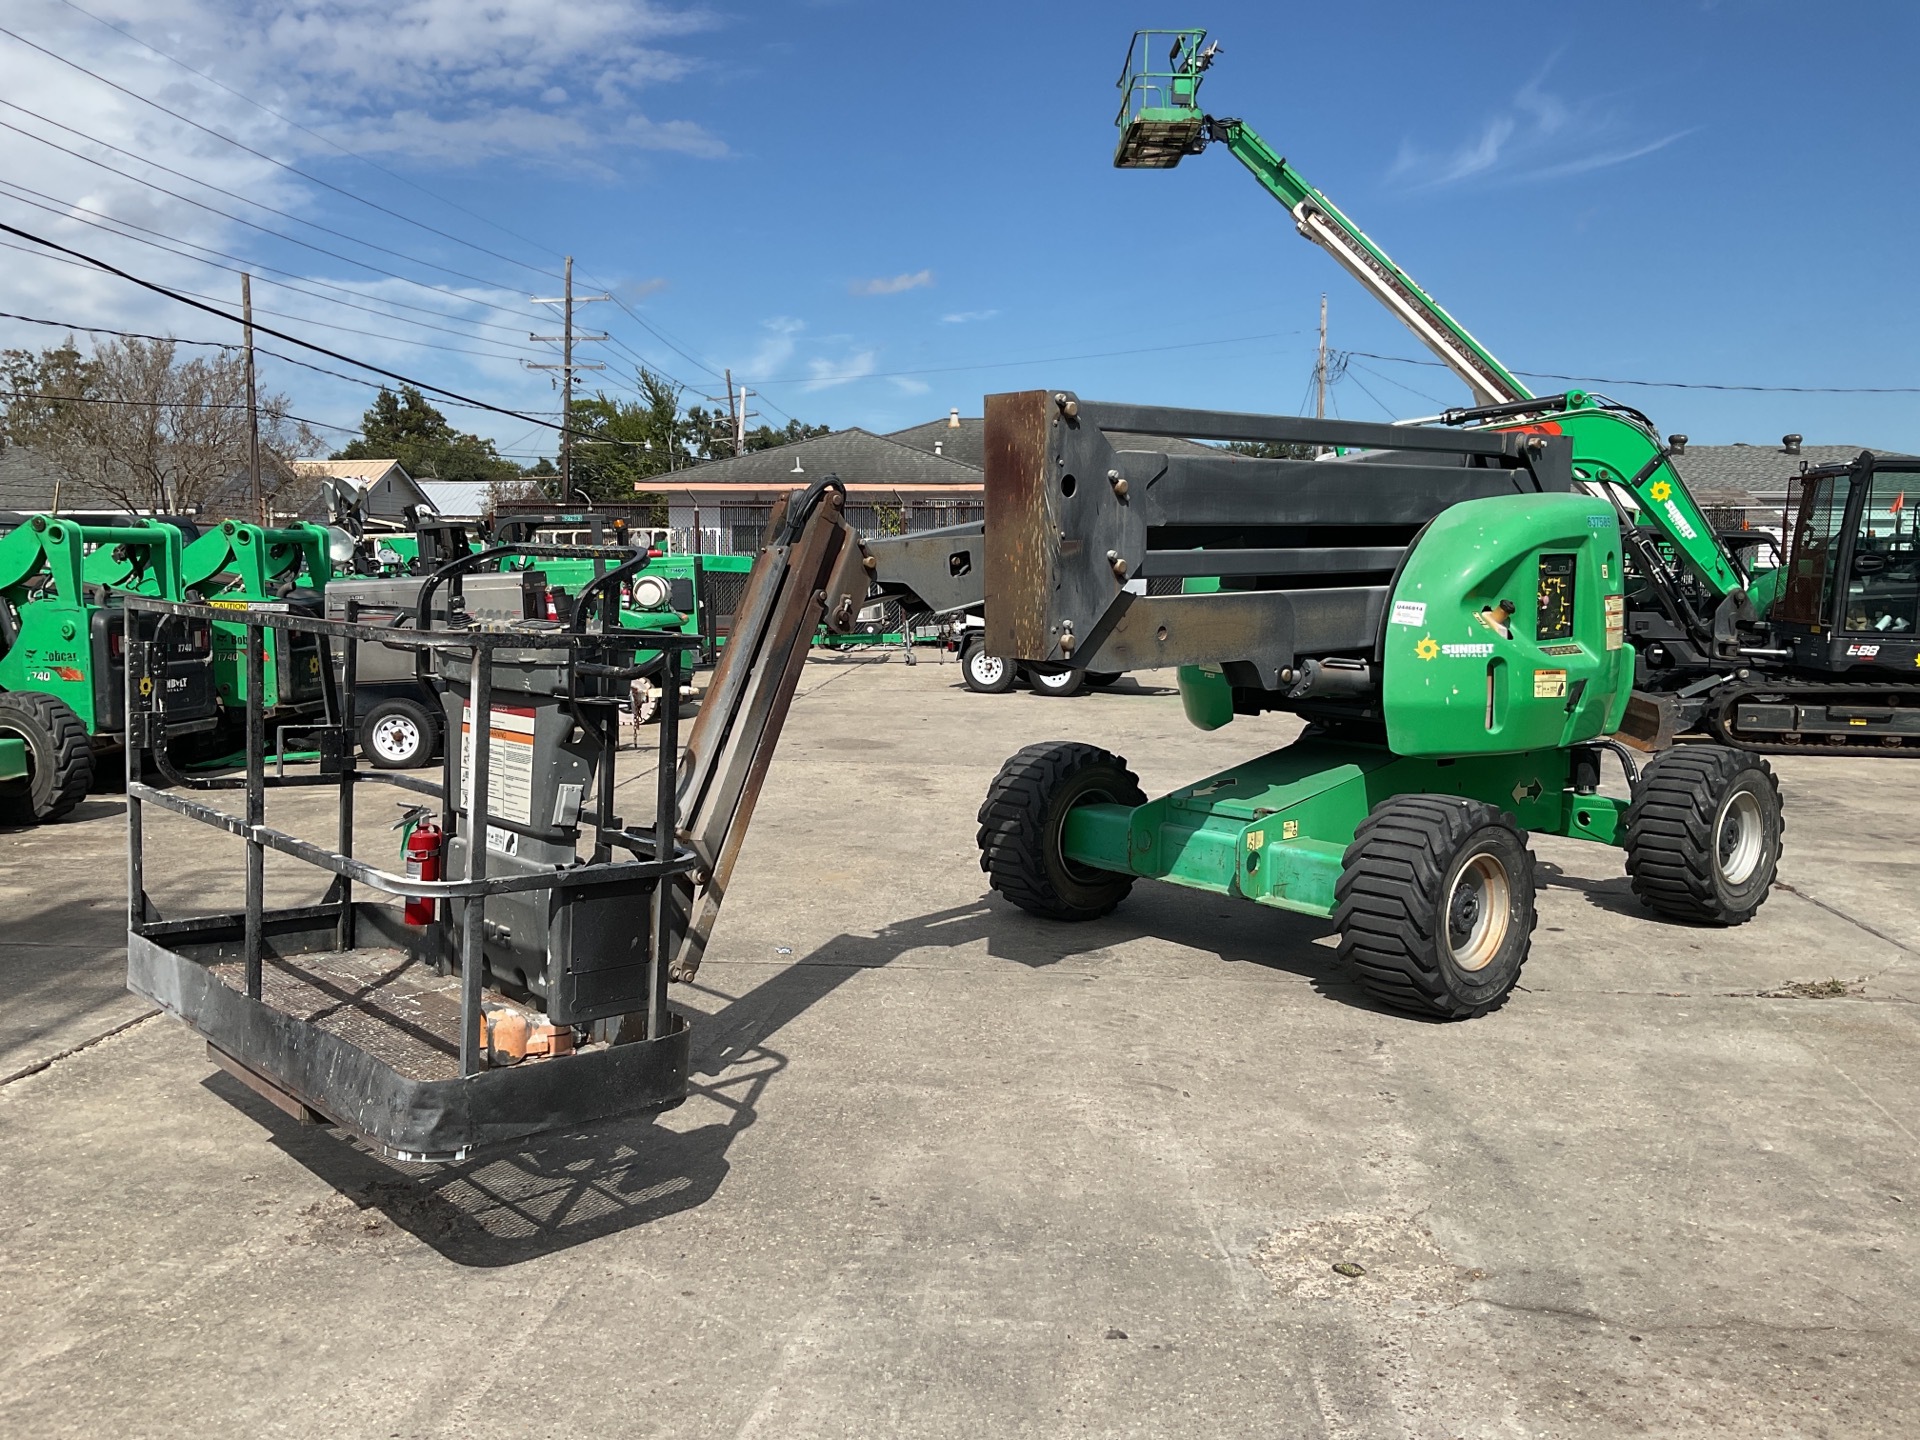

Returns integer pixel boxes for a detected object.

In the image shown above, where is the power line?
[0,195,543,362]
[0,112,549,326]
[1345,350,1920,397]
[1348,358,1451,407]
[0,308,233,348]
[0,185,547,357]
[0,219,592,439]
[0,386,360,434]
[0,22,555,290]
[582,276,727,384]
[50,0,563,281]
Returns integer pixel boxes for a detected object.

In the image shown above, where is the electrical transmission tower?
[526,255,609,501]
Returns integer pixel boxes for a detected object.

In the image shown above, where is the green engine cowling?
[1384,493,1629,756]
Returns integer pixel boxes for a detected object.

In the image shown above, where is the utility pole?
[1315,292,1328,422]
[242,273,263,522]
[705,368,756,457]
[527,255,609,502]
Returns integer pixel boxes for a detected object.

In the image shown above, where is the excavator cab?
[1773,451,1920,667]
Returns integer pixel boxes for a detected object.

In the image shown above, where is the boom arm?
[1205,118,1529,409]
[1114,29,1750,613]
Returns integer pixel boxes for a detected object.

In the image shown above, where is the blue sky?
[2,0,1916,462]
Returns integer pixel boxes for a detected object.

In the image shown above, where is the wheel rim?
[370,715,421,762]
[1445,851,1512,972]
[1715,787,1765,886]
[1033,669,1074,691]
[970,653,1006,685]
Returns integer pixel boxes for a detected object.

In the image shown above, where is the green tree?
[334,385,522,485]
[1223,439,1316,460]
[3,335,315,514]
[744,418,830,453]
[566,368,695,503]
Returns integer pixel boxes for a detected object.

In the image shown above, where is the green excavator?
[1113,28,1920,755]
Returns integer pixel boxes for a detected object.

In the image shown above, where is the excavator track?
[1703,678,1920,756]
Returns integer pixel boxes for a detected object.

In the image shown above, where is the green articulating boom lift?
[1113,29,1920,754]
[975,391,1786,1019]
[0,515,218,823]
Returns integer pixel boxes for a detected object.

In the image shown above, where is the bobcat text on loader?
[975,393,1785,1019]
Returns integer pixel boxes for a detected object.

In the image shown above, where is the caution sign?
[1604,594,1625,651]
[460,703,536,827]
[1533,669,1568,699]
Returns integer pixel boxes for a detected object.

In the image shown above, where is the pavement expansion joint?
[0,1009,159,1088]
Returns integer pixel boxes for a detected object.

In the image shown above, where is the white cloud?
[747,316,804,376]
[804,350,876,390]
[850,269,933,297]
[0,0,724,448]
[1389,62,1690,190]
[940,309,998,324]
[890,376,930,396]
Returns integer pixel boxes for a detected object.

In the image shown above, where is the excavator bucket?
[1113,29,1212,168]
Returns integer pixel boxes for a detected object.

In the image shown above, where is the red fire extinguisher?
[397,807,442,926]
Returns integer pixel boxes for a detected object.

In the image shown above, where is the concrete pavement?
[2,653,1915,1437]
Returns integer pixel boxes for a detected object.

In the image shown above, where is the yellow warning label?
[1246,830,1264,851]
[1533,668,1567,699]
[1604,593,1625,651]
[1282,819,1300,840]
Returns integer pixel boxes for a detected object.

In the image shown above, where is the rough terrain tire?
[977,741,1146,920]
[1624,746,1781,925]
[960,639,1016,694]
[1026,665,1085,698]
[1334,795,1537,1020]
[0,690,94,824]
[359,696,438,770]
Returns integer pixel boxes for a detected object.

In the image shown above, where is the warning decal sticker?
[460,703,536,827]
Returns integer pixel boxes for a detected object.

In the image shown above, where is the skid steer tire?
[977,741,1145,921]
[1334,795,1536,1020]
[0,690,95,825]
[1624,746,1781,926]
[960,639,1016,694]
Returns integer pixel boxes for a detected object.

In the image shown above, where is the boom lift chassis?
[124,481,867,1161]
[977,392,1787,1019]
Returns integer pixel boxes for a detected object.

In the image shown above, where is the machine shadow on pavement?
[209,887,1377,1265]
[1532,859,1646,919]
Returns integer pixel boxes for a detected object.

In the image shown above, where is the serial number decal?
[1390,600,1427,626]
[1539,643,1583,657]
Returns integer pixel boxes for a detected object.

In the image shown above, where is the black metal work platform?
[121,578,704,1162]
[129,904,688,1162]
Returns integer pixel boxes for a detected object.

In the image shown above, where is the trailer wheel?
[1085,671,1122,688]
[977,741,1146,920]
[960,639,1016,694]
[1334,796,1536,1019]
[1026,665,1085,698]
[0,690,94,824]
[359,697,437,770]
[1624,746,1781,925]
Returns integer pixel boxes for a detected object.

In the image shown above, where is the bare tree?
[0,336,318,515]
